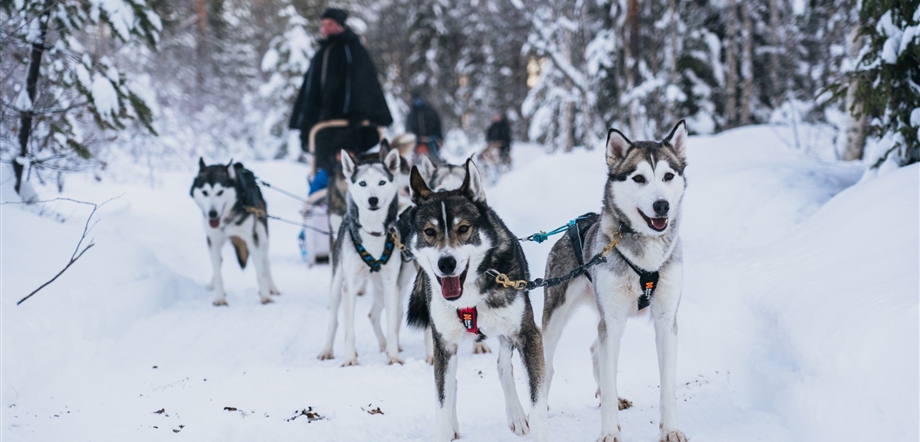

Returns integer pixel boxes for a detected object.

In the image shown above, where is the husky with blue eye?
[541,121,689,442]
[406,159,549,442]
[190,159,280,306]
[318,141,409,367]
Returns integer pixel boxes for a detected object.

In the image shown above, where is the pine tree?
[1,0,161,196]
[833,0,920,167]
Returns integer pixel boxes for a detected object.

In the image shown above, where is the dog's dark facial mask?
[191,158,239,229]
[409,159,491,302]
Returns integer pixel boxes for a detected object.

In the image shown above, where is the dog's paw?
[506,406,529,436]
[212,299,228,307]
[618,397,632,410]
[340,358,359,367]
[270,288,281,296]
[260,296,274,304]
[660,430,687,442]
[453,431,460,441]
[595,432,621,442]
[317,350,334,361]
[387,355,404,365]
[379,342,388,353]
[425,355,434,365]
[472,341,491,354]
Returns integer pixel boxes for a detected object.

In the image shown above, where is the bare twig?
[12,194,124,305]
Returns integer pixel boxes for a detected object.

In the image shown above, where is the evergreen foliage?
[834,0,920,166]
[1,0,161,193]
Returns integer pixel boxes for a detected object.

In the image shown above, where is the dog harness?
[615,250,659,311]
[456,307,478,334]
[349,228,395,272]
[568,214,658,311]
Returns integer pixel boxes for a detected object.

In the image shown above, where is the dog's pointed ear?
[341,149,357,181]
[460,158,486,203]
[227,159,236,181]
[410,166,433,203]
[378,139,390,162]
[665,119,688,159]
[383,145,401,176]
[417,154,436,183]
[199,157,207,171]
[606,128,631,167]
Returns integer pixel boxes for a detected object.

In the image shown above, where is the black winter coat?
[486,119,512,146]
[289,29,392,143]
[406,100,443,139]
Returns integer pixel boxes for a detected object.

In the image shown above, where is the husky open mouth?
[208,218,220,228]
[639,210,668,232]
[437,265,469,300]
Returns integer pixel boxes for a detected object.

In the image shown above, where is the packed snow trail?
[2,126,917,441]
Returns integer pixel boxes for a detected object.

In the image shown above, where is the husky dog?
[190,159,280,306]
[319,142,407,366]
[417,154,468,192]
[541,121,689,442]
[406,159,549,442]
[416,154,493,357]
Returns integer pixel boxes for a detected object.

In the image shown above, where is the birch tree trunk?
[843,27,867,161]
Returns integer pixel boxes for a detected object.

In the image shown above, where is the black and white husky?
[190,159,279,306]
[406,159,549,442]
[542,121,689,442]
[416,154,493,357]
[319,143,410,366]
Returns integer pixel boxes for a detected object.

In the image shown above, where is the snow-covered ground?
[2,126,917,441]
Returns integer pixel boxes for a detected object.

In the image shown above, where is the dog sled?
[476,141,512,186]
[299,119,384,266]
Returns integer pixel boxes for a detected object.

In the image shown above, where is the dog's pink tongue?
[209,219,220,228]
[441,276,462,300]
[651,217,668,230]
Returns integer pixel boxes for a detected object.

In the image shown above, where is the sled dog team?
[190,121,690,442]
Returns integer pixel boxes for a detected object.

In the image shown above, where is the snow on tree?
[1,0,161,195]
[828,0,919,167]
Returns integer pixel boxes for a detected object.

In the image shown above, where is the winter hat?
[320,8,348,27]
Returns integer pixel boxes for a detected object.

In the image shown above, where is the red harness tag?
[457,307,478,334]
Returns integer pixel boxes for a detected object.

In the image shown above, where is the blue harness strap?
[349,228,395,272]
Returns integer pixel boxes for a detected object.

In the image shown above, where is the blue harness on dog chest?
[349,229,395,272]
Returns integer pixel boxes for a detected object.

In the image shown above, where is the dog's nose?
[368,197,379,207]
[653,200,669,216]
[208,209,218,219]
[438,256,457,275]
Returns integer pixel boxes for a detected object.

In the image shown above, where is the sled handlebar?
[307,119,384,175]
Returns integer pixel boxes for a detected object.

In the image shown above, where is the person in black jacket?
[405,89,443,162]
[485,113,512,166]
[289,8,393,193]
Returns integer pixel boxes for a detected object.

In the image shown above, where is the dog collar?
[360,226,385,237]
[457,307,478,334]
[615,249,659,311]
[349,229,395,272]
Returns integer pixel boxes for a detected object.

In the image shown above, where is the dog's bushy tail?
[229,236,249,268]
[406,271,431,330]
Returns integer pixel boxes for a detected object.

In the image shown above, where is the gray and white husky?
[416,154,493,357]
[541,121,689,442]
[406,159,549,442]
[319,142,411,366]
[190,159,280,306]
